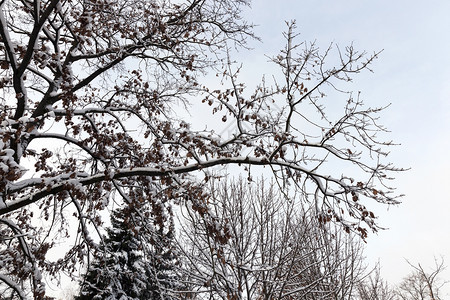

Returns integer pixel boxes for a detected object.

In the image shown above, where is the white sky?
[238,0,450,293]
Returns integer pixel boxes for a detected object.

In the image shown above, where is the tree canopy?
[177,178,370,299]
[0,0,403,298]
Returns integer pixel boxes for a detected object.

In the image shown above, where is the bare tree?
[395,257,447,300]
[0,0,402,298]
[356,265,397,300]
[176,178,371,299]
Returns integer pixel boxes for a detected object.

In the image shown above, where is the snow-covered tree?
[76,200,180,299]
[177,178,370,299]
[356,266,397,300]
[0,0,403,297]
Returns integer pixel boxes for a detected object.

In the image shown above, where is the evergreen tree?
[76,200,180,300]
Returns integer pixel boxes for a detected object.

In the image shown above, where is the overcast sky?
[236,0,450,292]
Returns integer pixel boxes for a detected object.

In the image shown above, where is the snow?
[0,162,8,172]
[1,149,14,158]
[0,274,28,299]
[1,119,12,127]
[47,110,55,118]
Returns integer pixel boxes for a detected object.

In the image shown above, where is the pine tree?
[76,200,180,300]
